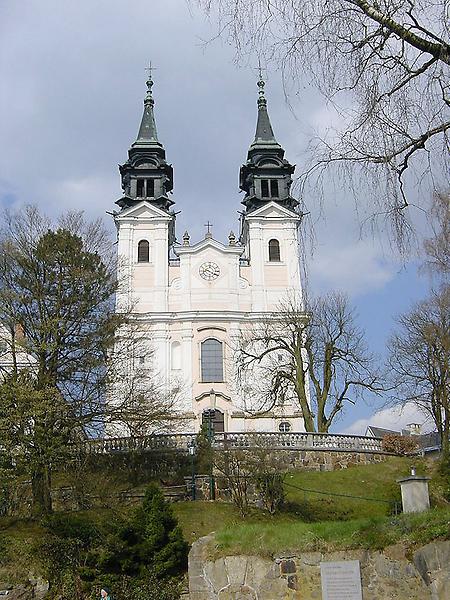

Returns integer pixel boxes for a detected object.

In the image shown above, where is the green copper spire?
[239,72,297,214]
[134,65,161,146]
[254,77,276,143]
[117,67,174,212]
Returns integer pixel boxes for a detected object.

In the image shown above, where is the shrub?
[43,513,100,547]
[89,571,183,600]
[255,473,285,514]
[382,434,419,455]
[89,483,189,580]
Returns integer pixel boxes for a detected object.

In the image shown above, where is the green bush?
[36,484,188,597]
[95,570,183,600]
[87,483,188,580]
[43,513,100,547]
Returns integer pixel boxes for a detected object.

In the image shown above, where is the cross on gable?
[204,221,213,235]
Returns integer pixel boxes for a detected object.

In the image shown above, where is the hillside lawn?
[172,456,450,556]
[1,456,449,581]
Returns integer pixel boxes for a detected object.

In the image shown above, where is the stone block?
[280,559,296,574]
[217,584,257,599]
[189,575,211,593]
[298,552,321,566]
[244,556,273,588]
[257,577,294,600]
[204,559,229,592]
[287,574,298,590]
[224,555,248,585]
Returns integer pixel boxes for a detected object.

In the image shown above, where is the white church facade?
[112,74,307,434]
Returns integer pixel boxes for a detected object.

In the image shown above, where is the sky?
[0,0,438,434]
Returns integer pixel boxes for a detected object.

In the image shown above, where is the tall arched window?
[201,338,223,382]
[268,239,281,262]
[137,239,149,262]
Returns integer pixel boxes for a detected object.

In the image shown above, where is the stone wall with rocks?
[257,449,389,472]
[188,535,450,599]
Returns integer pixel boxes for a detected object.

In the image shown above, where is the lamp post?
[188,439,196,501]
[203,406,216,501]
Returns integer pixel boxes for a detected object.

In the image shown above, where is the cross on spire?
[257,57,266,83]
[145,61,157,81]
[204,221,213,237]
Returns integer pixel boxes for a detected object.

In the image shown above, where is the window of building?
[201,338,223,382]
[136,179,155,198]
[137,239,149,262]
[146,179,155,197]
[260,179,280,198]
[279,421,292,433]
[202,409,225,434]
[136,179,145,197]
[270,179,279,197]
[268,239,281,262]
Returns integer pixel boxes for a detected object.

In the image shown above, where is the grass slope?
[172,456,450,557]
[1,456,449,576]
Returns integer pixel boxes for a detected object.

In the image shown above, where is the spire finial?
[144,61,156,107]
[257,58,267,108]
[135,62,160,144]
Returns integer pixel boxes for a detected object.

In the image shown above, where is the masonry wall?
[189,536,450,599]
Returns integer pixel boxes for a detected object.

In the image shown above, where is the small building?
[0,324,36,379]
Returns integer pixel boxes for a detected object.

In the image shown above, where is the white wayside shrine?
[111,72,308,434]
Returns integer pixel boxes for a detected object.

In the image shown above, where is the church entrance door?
[202,409,225,434]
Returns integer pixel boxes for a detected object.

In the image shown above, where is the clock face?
[199,261,220,281]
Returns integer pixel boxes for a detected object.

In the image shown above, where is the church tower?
[117,72,174,212]
[240,77,297,214]
[114,73,175,315]
[112,72,306,435]
[239,76,303,313]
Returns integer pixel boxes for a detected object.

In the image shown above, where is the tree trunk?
[31,462,52,516]
[440,426,449,471]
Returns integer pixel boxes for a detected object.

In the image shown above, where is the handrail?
[83,431,384,454]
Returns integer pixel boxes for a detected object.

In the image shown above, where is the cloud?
[309,239,396,296]
[43,175,118,222]
[343,402,435,436]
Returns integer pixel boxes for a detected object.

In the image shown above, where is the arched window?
[201,338,223,382]
[279,421,292,433]
[137,240,149,262]
[202,409,225,434]
[268,239,281,262]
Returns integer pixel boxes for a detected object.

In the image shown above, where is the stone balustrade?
[84,431,384,454]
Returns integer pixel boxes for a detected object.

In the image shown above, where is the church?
[112,72,307,434]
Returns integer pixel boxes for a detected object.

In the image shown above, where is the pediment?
[116,200,172,221]
[246,201,301,220]
[175,237,244,256]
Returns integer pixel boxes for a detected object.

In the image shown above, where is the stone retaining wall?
[258,448,388,471]
[189,536,450,599]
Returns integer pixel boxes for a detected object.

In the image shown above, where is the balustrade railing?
[84,431,384,454]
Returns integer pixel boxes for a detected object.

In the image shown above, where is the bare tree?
[214,435,286,515]
[200,0,449,244]
[235,292,382,432]
[423,191,450,276]
[387,285,449,464]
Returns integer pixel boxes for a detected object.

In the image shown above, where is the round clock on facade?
[199,262,220,280]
